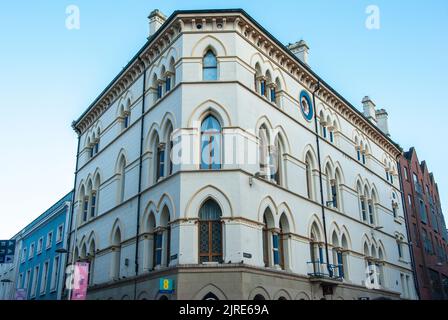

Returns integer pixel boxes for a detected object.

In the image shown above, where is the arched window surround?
[200,115,222,170]
[203,49,218,81]
[198,199,223,263]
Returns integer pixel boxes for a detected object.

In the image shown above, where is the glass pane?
[273,249,279,265]
[200,136,211,169]
[211,134,221,169]
[203,51,217,67]
[199,199,222,220]
[211,222,222,254]
[199,223,209,253]
[202,115,221,132]
[156,250,162,265]
[272,234,279,249]
[156,233,163,248]
[165,77,171,91]
[203,68,217,81]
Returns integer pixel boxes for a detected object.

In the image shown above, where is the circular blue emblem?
[300,90,313,122]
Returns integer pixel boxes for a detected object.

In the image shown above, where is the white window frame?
[29,243,35,259]
[37,237,43,254]
[40,260,49,295]
[24,269,31,292]
[50,255,60,293]
[21,248,27,263]
[30,265,39,298]
[46,231,53,249]
[56,224,64,243]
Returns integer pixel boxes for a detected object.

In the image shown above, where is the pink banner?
[71,262,89,300]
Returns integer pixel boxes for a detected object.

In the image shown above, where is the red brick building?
[399,147,448,299]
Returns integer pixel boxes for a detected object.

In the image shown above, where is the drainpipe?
[398,161,421,300]
[133,57,147,300]
[311,81,332,276]
[63,126,81,299]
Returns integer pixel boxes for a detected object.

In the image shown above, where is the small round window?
[300,90,313,121]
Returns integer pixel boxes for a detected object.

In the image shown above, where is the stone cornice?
[72,9,401,159]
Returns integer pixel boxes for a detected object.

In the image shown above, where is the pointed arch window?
[165,74,172,92]
[277,215,289,270]
[157,82,163,99]
[270,86,276,103]
[111,228,121,280]
[157,143,166,180]
[330,179,338,208]
[305,160,312,199]
[199,199,223,263]
[200,115,222,170]
[118,157,126,203]
[154,231,163,266]
[82,197,89,222]
[260,79,266,96]
[90,191,97,218]
[360,196,367,222]
[271,138,283,185]
[397,239,403,259]
[310,228,324,276]
[203,50,218,81]
[259,126,270,178]
[368,200,374,224]
[262,215,270,267]
[392,202,398,218]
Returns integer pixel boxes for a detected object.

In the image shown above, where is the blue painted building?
[15,192,73,300]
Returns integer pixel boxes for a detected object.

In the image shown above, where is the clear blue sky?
[0,0,447,238]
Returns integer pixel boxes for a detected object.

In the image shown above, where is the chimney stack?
[376,109,390,137]
[362,96,377,125]
[287,40,309,65]
[148,9,166,38]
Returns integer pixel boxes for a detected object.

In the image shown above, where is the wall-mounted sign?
[71,262,89,300]
[0,240,16,264]
[159,278,174,294]
[15,289,27,300]
[243,252,252,259]
[300,90,314,122]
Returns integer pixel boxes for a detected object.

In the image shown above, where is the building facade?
[14,192,73,300]
[399,148,448,299]
[67,9,416,300]
[0,234,21,300]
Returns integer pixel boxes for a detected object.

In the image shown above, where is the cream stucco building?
[67,9,416,300]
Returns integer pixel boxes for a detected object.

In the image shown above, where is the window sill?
[394,218,402,224]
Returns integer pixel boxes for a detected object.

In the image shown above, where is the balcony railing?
[307,261,344,280]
